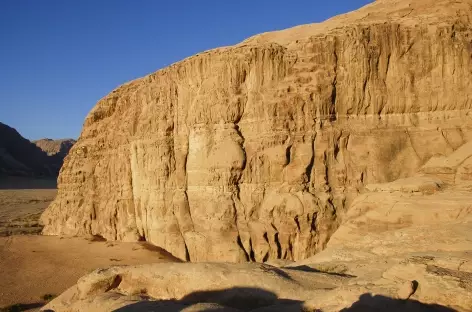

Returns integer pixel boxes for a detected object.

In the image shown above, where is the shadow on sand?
[108,287,457,312]
[0,176,56,190]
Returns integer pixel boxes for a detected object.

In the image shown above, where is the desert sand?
[0,179,56,237]
[0,236,179,309]
[0,179,178,311]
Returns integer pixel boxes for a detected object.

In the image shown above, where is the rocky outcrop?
[41,0,472,263]
[43,255,472,311]
[44,177,472,312]
[43,262,337,312]
[286,154,472,311]
[41,0,472,310]
[0,122,72,177]
[43,128,472,312]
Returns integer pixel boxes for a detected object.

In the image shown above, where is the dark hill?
[0,122,74,177]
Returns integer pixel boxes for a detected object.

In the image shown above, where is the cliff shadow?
[137,242,185,262]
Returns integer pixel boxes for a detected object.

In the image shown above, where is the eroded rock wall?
[41,0,472,262]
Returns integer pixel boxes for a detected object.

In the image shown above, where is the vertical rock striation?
[41,0,472,262]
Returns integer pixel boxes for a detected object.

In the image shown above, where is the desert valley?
[1,0,472,311]
[0,124,179,310]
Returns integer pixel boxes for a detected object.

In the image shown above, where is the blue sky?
[0,0,373,140]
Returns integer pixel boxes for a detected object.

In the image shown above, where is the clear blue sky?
[0,0,372,140]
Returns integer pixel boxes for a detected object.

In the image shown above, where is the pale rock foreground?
[41,0,472,263]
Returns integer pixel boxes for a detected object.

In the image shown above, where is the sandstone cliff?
[43,121,472,311]
[42,0,472,263]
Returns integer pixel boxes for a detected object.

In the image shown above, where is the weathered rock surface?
[42,0,472,265]
[43,134,472,311]
[41,0,472,309]
[44,217,472,312]
[282,140,472,310]
[290,183,472,310]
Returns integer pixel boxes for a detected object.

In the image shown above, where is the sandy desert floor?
[0,188,56,237]
[0,177,179,311]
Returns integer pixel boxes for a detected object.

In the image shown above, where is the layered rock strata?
[42,0,472,262]
[44,124,472,312]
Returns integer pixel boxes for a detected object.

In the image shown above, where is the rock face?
[44,183,472,312]
[43,126,472,312]
[41,0,472,263]
[41,0,472,310]
[0,122,73,177]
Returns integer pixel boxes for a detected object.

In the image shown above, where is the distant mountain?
[0,122,75,177]
[33,138,76,157]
